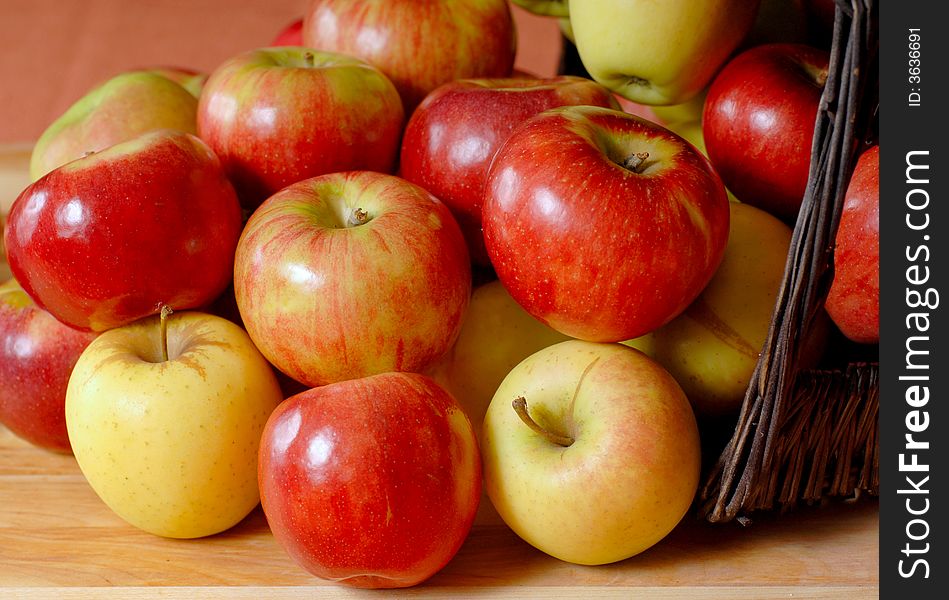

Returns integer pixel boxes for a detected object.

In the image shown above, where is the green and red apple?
[30,71,199,180]
[66,310,283,538]
[198,47,404,209]
[234,171,470,387]
[302,0,517,111]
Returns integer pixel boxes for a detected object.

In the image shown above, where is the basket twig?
[699,0,879,522]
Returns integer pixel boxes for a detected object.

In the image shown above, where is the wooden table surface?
[0,145,879,598]
[0,425,879,599]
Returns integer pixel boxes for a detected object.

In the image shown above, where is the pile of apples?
[0,0,878,590]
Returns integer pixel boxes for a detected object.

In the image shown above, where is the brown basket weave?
[699,0,879,523]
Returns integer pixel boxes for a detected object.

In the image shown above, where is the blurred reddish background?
[0,0,561,144]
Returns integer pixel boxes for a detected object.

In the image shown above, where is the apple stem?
[622,152,650,173]
[512,397,574,447]
[347,207,370,227]
[159,305,173,363]
[304,51,315,68]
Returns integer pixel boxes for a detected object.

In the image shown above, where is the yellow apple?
[570,0,761,105]
[650,89,708,127]
[65,310,283,538]
[647,202,792,416]
[481,340,701,565]
[426,279,571,438]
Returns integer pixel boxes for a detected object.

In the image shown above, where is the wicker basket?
[699,0,879,523]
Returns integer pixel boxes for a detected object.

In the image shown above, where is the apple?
[259,372,480,588]
[400,76,619,265]
[198,47,404,209]
[271,18,304,46]
[482,105,730,342]
[0,278,97,452]
[302,0,516,111]
[426,279,571,438]
[481,340,701,565]
[825,145,879,344]
[4,130,242,332]
[145,66,207,98]
[30,71,199,181]
[234,171,470,387]
[66,309,283,538]
[643,202,794,417]
[650,89,708,127]
[570,0,761,105]
[702,43,830,222]
[510,0,568,17]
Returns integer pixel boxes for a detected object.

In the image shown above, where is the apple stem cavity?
[159,305,174,363]
[512,397,574,447]
[622,151,650,173]
[347,207,370,227]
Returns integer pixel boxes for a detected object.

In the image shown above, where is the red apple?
[259,372,481,588]
[825,145,879,343]
[302,0,516,112]
[198,47,404,209]
[0,278,97,452]
[271,18,304,46]
[400,76,619,266]
[482,105,729,342]
[4,130,242,332]
[234,171,470,387]
[702,43,829,222]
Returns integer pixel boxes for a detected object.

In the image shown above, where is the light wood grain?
[0,143,879,597]
[0,425,879,596]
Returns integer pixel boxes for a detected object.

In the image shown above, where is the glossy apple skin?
[826,145,879,343]
[570,0,761,106]
[198,48,404,209]
[234,171,470,387]
[425,279,571,439]
[302,0,516,111]
[0,279,97,452]
[4,130,242,332]
[66,311,283,538]
[272,18,304,45]
[483,105,729,342]
[481,340,701,565]
[259,372,481,588]
[29,71,199,181]
[703,43,829,223]
[400,76,618,266]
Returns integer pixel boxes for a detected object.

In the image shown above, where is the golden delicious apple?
[570,0,761,105]
[66,310,283,538]
[648,202,792,416]
[426,279,571,438]
[481,340,701,565]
